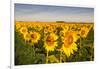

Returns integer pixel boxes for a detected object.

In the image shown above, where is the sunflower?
[15,23,21,30]
[60,25,69,37]
[61,30,79,57]
[44,28,49,34]
[48,26,54,33]
[79,26,90,38]
[19,27,28,34]
[23,32,30,41]
[30,31,40,44]
[44,33,58,52]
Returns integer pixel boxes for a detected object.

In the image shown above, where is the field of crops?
[15,21,94,65]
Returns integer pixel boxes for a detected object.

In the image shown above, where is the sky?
[15,4,94,22]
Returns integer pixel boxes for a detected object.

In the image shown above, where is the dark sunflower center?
[64,35,73,47]
[31,33,37,40]
[46,36,55,46]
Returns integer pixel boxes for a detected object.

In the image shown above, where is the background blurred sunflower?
[61,30,79,57]
[30,31,40,44]
[15,23,21,30]
[19,27,28,34]
[44,33,58,52]
[79,26,90,38]
[44,28,49,34]
[23,32,31,41]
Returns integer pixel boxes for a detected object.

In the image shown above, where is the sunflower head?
[79,26,89,38]
[19,27,28,34]
[23,32,31,41]
[48,26,54,33]
[44,33,58,52]
[44,28,49,34]
[61,31,79,57]
[30,31,40,44]
[15,23,21,30]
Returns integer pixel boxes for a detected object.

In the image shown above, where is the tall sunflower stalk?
[46,51,49,64]
[60,49,62,63]
[79,36,82,56]
[56,49,62,63]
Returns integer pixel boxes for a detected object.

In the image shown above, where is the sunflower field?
[15,21,94,65]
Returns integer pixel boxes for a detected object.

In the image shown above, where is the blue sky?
[15,4,94,22]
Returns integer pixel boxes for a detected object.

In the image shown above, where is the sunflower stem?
[46,51,49,64]
[32,45,35,63]
[33,45,36,57]
[79,37,82,56]
[60,50,62,63]
[25,40,26,45]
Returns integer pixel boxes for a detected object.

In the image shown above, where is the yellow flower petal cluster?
[30,31,41,44]
[19,27,28,35]
[79,26,90,38]
[44,33,58,52]
[61,30,79,57]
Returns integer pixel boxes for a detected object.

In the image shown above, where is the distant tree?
[56,21,65,23]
